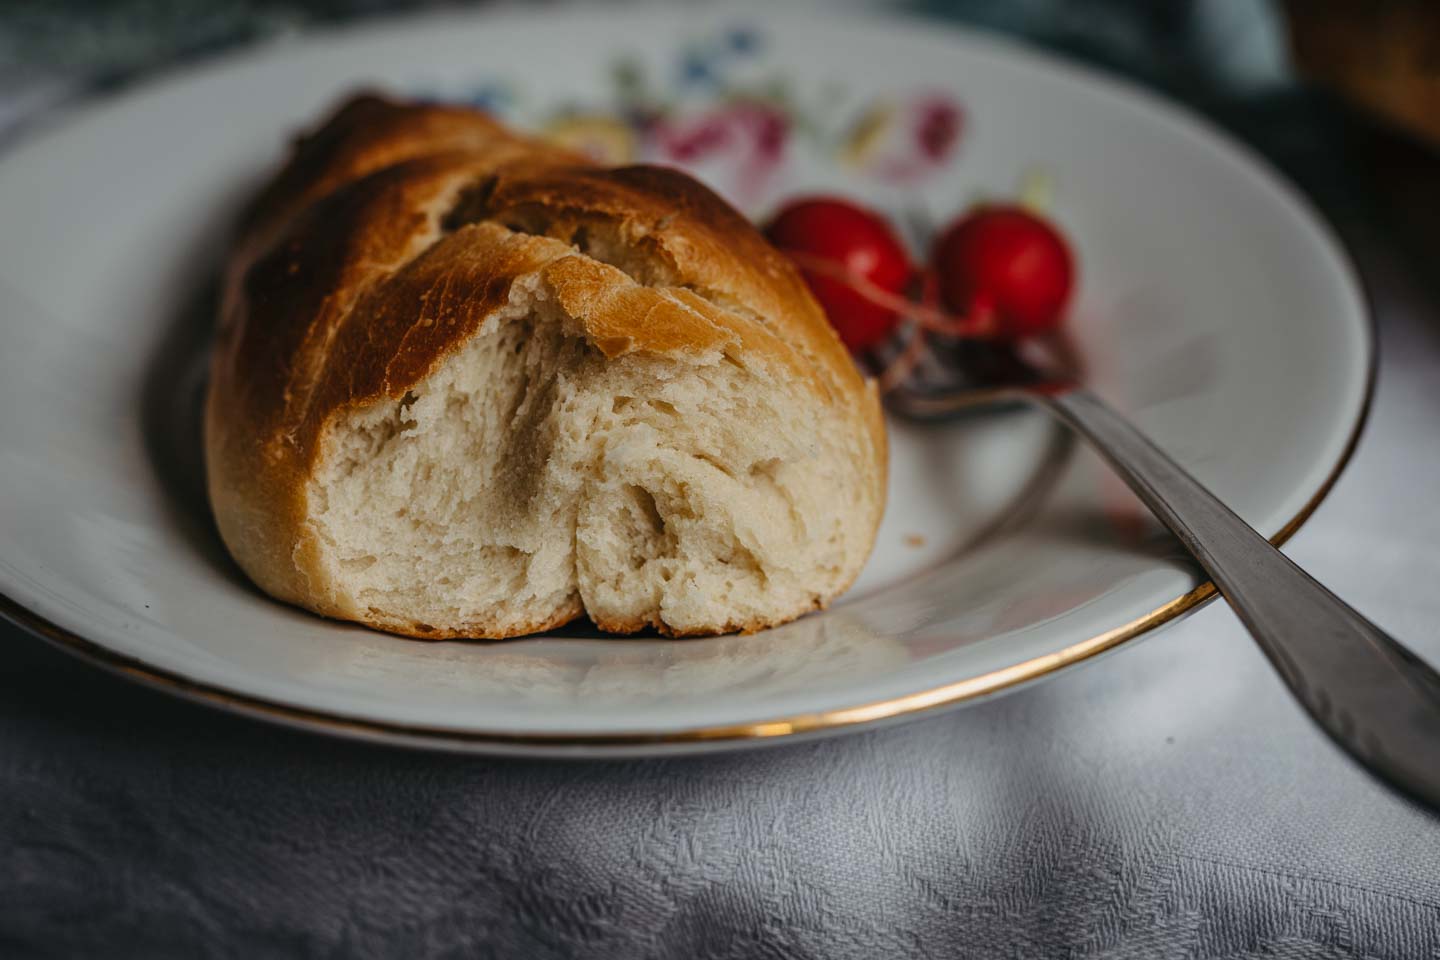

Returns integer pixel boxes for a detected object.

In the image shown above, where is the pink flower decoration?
[651,102,791,205]
[841,93,964,183]
[916,97,962,161]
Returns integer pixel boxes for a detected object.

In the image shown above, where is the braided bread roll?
[205,95,886,638]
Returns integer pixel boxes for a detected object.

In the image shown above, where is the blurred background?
[3,0,1438,276]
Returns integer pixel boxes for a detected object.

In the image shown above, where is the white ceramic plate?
[0,6,1369,755]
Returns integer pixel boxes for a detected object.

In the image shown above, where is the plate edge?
[0,362,1376,756]
[0,3,1379,756]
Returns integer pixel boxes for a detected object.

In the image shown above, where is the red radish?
[931,205,1075,338]
[765,197,913,353]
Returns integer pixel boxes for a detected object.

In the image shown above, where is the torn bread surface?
[308,239,873,638]
[204,96,886,640]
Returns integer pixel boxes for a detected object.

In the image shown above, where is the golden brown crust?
[205,93,886,638]
[235,94,553,256]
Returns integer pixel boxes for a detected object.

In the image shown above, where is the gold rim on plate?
[0,339,1374,753]
[0,9,1377,752]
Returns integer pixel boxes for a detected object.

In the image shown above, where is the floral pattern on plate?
[420,23,963,211]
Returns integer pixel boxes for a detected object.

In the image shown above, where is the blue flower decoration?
[680,50,715,88]
[726,26,761,55]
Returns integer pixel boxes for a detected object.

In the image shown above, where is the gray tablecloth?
[4,4,1440,958]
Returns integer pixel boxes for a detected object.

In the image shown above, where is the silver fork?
[886,336,1440,811]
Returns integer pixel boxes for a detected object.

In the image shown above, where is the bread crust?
[205,94,886,639]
